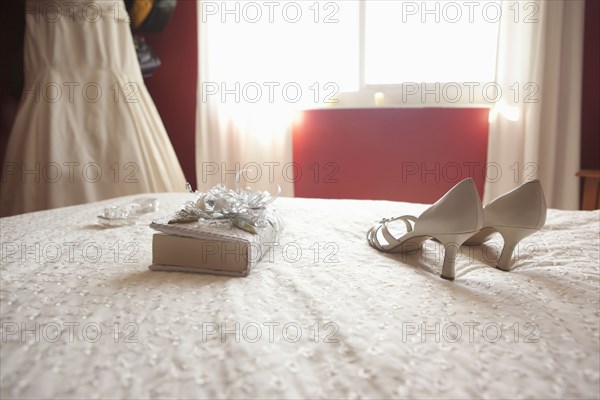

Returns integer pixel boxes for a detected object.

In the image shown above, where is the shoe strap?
[367,215,417,252]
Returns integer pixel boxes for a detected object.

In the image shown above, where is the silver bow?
[168,171,281,234]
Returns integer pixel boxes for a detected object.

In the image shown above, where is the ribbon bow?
[168,170,281,234]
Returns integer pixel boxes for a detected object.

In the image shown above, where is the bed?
[1,193,599,399]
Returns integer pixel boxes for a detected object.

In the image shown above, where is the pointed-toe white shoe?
[464,179,547,271]
[367,178,484,280]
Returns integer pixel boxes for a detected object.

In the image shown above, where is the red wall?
[581,0,600,170]
[292,108,489,203]
[0,1,25,172]
[142,0,198,187]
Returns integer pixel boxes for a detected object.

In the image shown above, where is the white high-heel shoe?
[367,178,484,280]
[464,179,546,271]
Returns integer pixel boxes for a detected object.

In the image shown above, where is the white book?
[149,217,279,277]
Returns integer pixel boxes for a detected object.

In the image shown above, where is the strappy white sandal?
[464,179,547,271]
[367,178,484,280]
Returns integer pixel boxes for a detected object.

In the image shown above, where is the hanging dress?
[1,0,187,217]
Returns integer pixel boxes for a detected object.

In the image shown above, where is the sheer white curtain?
[485,0,585,209]
[195,1,357,195]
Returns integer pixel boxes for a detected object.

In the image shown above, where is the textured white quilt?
[1,194,599,399]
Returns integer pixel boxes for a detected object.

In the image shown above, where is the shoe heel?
[435,232,478,281]
[495,227,539,271]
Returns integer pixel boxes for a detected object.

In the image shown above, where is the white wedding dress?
[0,0,187,217]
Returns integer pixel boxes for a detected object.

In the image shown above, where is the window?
[364,0,499,85]
[199,0,501,109]
[352,0,501,107]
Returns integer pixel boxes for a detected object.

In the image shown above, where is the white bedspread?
[1,194,599,399]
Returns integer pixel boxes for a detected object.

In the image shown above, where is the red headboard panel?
[292,108,490,204]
